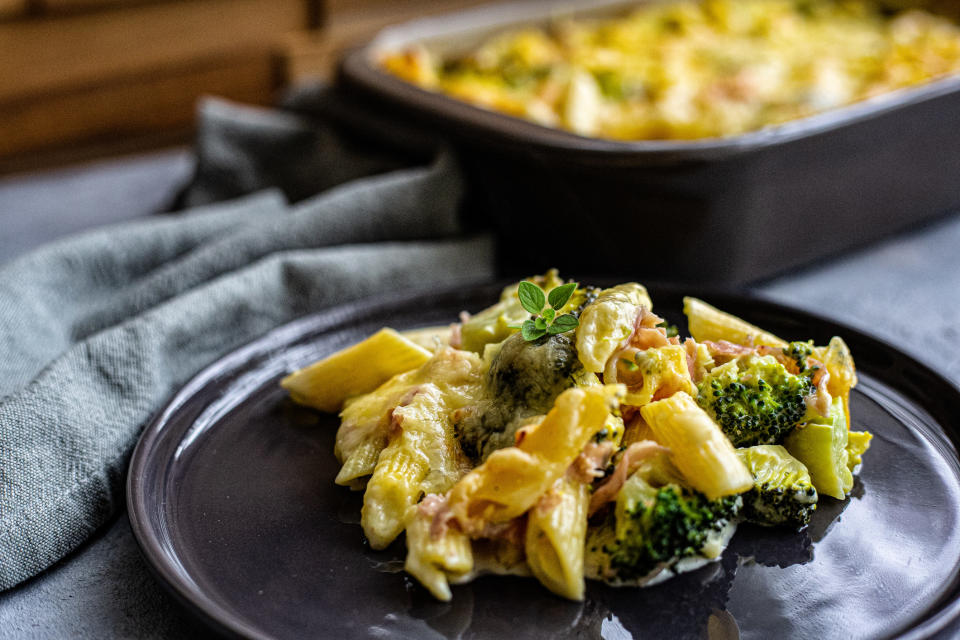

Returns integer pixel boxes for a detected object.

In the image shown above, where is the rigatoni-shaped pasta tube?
[576,283,652,373]
[336,371,427,485]
[362,423,430,549]
[404,502,473,602]
[447,384,623,535]
[335,348,483,487]
[400,325,453,352]
[335,438,387,489]
[640,392,752,500]
[683,297,786,348]
[282,328,432,413]
[610,345,696,408]
[363,383,476,549]
[525,477,590,600]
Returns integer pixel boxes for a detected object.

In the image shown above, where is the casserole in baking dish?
[380,0,960,141]
[336,0,960,282]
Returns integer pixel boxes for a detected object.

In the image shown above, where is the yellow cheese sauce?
[381,0,960,140]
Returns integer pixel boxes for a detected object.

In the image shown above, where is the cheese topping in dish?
[282,273,872,601]
[381,0,960,140]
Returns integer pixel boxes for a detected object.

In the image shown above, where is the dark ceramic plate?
[128,283,960,639]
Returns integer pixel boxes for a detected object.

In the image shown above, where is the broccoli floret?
[591,469,741,584]
[782,340,815,373]
[735,445,818,530]
[453,331,586,460]
[697,355,815,447]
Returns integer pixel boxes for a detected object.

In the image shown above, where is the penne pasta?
[640,392,753,500]
[380,1,960,141]
[282,328,432,412]
[361,383,480,549]
[446,385,622,535]
[525,477,590,600]
[283,273,870,602]
[335,347,483,480]
[683,297,787,348]
[362,430,430,549]
[613,344,696,408]
[335,436,387,487]
[404,503,474,601]
[576,283,652,373]
[362,384,474,548]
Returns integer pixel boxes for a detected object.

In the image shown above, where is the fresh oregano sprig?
[511,281,580,341]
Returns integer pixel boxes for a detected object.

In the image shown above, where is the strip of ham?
[627,309,671,351]
[588,440,668,516]
[807,368,833,417]
[387,386,424,436]
[449,322,463,350]
[703,340,757,364]
[567,440,616,484]
[682,337,712,383]
[419,493,455,540]
[447,311,471,350]
[604,308,679,387]
[421,492,528,544]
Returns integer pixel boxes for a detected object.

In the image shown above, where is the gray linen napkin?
[0,129,494,591]
[180,95,419,207]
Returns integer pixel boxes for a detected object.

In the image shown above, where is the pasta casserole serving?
[281,273,871,600]
[381,0,960,140]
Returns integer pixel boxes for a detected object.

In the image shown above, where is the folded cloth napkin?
[179,92,424,207]
[0,97,494,591]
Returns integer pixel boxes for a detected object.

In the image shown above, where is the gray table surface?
[1,150,958,639]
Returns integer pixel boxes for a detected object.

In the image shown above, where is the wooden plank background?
[0,0,307,103]
[0,0,27,17]
[0,0,482,173]
[0,52,279,157]
[34,0,169,11]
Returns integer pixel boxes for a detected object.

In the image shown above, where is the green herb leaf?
[621,358,639,372]
[518,281,546,315]
[547,313,578,335]
[548,282,578,310]
[521,318,547,341]
[542,308,556,323]
[534,316,548,331]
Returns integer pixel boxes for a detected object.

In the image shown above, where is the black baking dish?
[336,0,960,283]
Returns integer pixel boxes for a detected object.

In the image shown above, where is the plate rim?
[126,280,960,640]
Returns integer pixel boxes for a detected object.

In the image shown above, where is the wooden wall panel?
[0,0,489,170]
[33,0,149,11]
[0,0,308,103]
[34,0,322,26]
[0,0,27,18]
[0,52,278,157]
